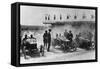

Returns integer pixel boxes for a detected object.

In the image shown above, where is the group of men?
[21,34,37,59]
[43,29,51,52]
[56,29,73,42]
[21,29,73,59]
[64,29,73,42]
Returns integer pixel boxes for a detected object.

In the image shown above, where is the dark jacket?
[43,32,48,42]
[47,32,51,42]
[68,33,73,40]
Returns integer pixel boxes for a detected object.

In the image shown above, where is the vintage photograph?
[20,5,96,64]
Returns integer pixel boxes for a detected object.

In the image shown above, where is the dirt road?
[20,47,95,64]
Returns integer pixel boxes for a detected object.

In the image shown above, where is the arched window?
[82,13,86,19]
[48,15,50,20]
[74,15,77,19]
[54,15,56,20]
[82,15,86,19]
[91,15,94,19]
[67,15,70,19]
[45,16,47,20]
[60,14,62,20]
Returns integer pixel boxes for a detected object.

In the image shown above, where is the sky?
[20,6,95,26]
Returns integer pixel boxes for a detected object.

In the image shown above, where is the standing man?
[43,30,48,49]
[22,34,28,59]
[64,29,68,39]
[67,30,73,49]
[47,29,51,52]
[68,30,73,42]
[88,32,93,41]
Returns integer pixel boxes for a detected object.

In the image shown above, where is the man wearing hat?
[47,29,51,52]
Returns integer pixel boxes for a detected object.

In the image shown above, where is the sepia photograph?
[20,5,96,64]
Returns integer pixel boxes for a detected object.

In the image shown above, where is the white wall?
[0,0,99,69]
[21,6,95,25]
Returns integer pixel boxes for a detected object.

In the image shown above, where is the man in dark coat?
[47,29,51,52]
[43,30,48,49]
[68,30,73,42]
[22,34,28,59]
